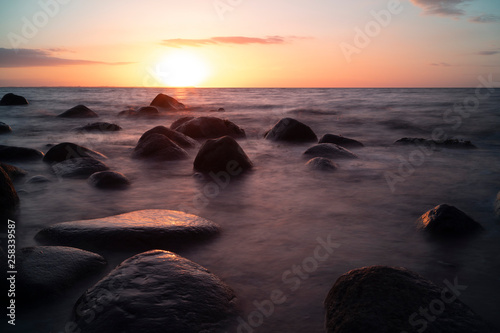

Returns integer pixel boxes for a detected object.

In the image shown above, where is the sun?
[154,50,209,87]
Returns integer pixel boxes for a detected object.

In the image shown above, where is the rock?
[73,250,236,333]
[26,175,51,184]
[170,116,194,130]
[117,109,137,117]
[495,192,500,217]
[137,106,159,116]
[43,142,106,164]
[57,105,99,118]
[174,116,246,140]
[210,108,225,112]
[35,209,221,251]
[395,138,476,149]
[0,163,27,180]
[150,93,186,110]
[17,246,106,301]
[265,118,317,143]
[306,157,338,171]
[0,145,44,162]
[319,134,364,148]
[0,122,12,134]
[74,122,122,132]
[416,204,484,236]
[51,157,109,178]
[324,266,497,333]
[88,171,130,189]
[0,93,28,105]
[138,126,197,148]
[194,136,253,174]
[133,133,189,161]
[304,143,358,159]
[0,167,19,216]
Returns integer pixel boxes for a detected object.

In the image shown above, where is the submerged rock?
[17,246,106,301]
[170,116,194,130]
[0,122,12,134]
[324,266,497,333]
[133,133,189,161]
[304,143,358,159]
[0,145,44,162]
[26,175,51,184]
[0,167,19,216]
[495,192,500,217]
[139,126,197,148]
[51,157,109,178]
[0,163,27,180]
[0,93,28,105]
[265,118,317,143]
[43,142,106,164]
[194,136,253,174]
[73,250,236,333]
[35,209,220,251]
[174,116,246,140]
[395,137,476,149]
[150,93,186,110]
[137,106,159,116]
[74,122,122,132]
[319,134,364,148]
[57,105,99,118]
[306,157,338,172]
[416,204,484,236]
[117,109,137,117]
[88,171,130,189]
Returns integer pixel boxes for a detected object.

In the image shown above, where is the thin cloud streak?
[469,14,500,23]
[161,36,310,48]
[409,0,471,17]
[430,62,453,67]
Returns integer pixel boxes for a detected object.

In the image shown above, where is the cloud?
[477,50,500,55]
[409,0,471,17]
[0,48,132,68]
[430,62,452,67]
[469,14,500,23]
[161,36,308,48]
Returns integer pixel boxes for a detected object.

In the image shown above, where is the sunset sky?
[0,0,499,87]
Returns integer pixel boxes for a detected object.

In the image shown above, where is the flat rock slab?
[72,250,236,333]
[17,246,106,301]
[395,137,476,149]
[304,143,358,159]
[35,209,221,251]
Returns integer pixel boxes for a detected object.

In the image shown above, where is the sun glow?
[153,51,209,87]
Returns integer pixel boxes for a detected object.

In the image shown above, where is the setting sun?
[153,50,209,87]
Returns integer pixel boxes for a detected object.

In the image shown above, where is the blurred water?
[1,87,500,332]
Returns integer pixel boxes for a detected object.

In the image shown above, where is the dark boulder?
[88,171,130,189]
[35,209,221,251]
[194,136,252,174]
[43,142,106,164]
[319,134,364,148]
[17,246,106,301]
[0,122,12,134]
[150,93,186,110]
[265,118,317,143]
[304,143,358,159]
[137,106,159,116]
[416,204,484,237]
[174,116,246,140]
[0,163,27,180]
[0,145,44,162]
[395,138,476,149]
[324,266,497,333]
[139,126,197,149]
[51,157,109,178]
[74,122,122,132]
[170,116,194,130]
[133,133,189,161]
[0,167,19,216]
[306,157,338,172]
[0,93,28,105]
[57,105,98,118]
[73,250,236,333]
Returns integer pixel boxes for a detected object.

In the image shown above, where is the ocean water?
[1,87,500,332]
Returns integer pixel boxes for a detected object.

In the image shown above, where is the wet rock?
[395,137,476,149]
[43,142,106,164]
[0,121,12,134]
[194,136,252,174]
[51,157,109,178]
[324,266,497,333]
[26,175,51,184]
[0,167,19,216]
[137,106,159,116]
[265,117,317,143]
[73,250,236,333]
[174,116,246,140]
[0,163,27,180]
[74,122,122,132]
[170,116,194,130]
[304,143,358,159]
[88,171,130,189]
[35,209,220,251]
[0,145,44,162]
[210,107,225,112]
[319,134,364,148]
[139,126,197,148]
[133,133,189,161]
[117,109,137,117]
[57,105,99,118]
[416,204,484,236]
[17,246,106,301]
[150,93,186,110]
[495,192,500,217]
[306,157,338,171]
[0,93,28,105]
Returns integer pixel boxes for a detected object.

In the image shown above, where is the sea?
[1,87,500,332]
